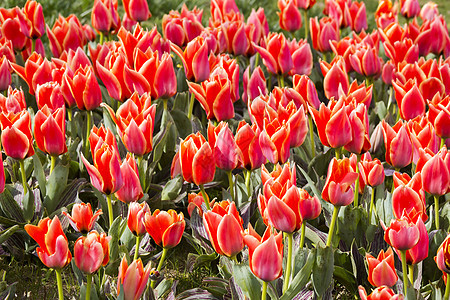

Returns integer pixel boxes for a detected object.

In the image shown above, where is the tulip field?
[2,0,450,299]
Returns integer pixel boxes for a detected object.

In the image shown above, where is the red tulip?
[34,105,66,157]
[288,38,313,76]
[259,110,290,165]
[383,38,418,65]
[392,79,425,121]
[11,53,52,95]
[261,162,296,190]
[122,13,137,31]
[0,56,11,92]
[243,225,283,282]
[344,100,371,155]
[415,16,449,56]
[297,0,316,10]
[103,92,156,156]
[221,15,250,56]
[428,94,450,140]
[210,0,239,24]
[343,1,367,32]
[203,200,244,257]
[35,82,65,112]
[310,16,339,53]
[418,148,450,196]
[171,36,210,82]
[383,211,420,251]
[407,116,440,163]
[0,37,15,64]
[436,234,450,274]
[402,209,428,265]
[66,66,102,111]
[208,122,240,171]
[400,0,420,19]
[23,0,45,39]
[322,157,358,207]
[392,172,426,220]
[74,231,111,274]
[63,202,102,234]
[349,44,382,78]
[245,8,269,56]
[89,125,120,155]
[339,80,373,109]
[375,1,398,29]
[381,120,413,169]
[117,257,150,300]
[210,54,240,102]
[0,110,34,159]
[128,202,150,237]
[292,75,320,109]
[320,57,349,100]
[144,209,185,249]
[242,66,267,104]
[187,192,208,217]
[188,73,234,121]
[96,49,131,102]
[235,120,265,171]
[91,0,120,34]
[420,2,439,21]
[358,286,402,300]
[115,154,144,203]
[366,247,398,287]
[359,154,384,188]
[0,7,30,51]
[0,86,26,114]
[278,0,302,32]
[323,0,348,27]
[162,4,203,47]
[122,0,151,22]
[298,189,321,221]
[253,32,293,75]
[24,216,72,269]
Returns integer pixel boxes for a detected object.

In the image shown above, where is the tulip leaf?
[296,165,333,214]
[44,164,69,214]
[161,176,183,201]
[80,281,99,300]
[108,216,125,261]
[173,92,189,112]
[22,190,34,223]
[232,263,262,300]
[0,187,25,223]
[333,266,357,294]
[153,119,172,163]
[0,225,19,244]
[311,246,334,297]
[32,154,46,196]
[171,109,192,139]
[280,249,314,300]
[375,186,394,226]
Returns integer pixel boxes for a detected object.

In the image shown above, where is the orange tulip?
[144,209,185,249]
[117,257,151,300]
[74,231,110,274]
[366,248,398,287]
[63,202,102,234]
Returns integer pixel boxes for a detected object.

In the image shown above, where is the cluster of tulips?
[1,0,450,299]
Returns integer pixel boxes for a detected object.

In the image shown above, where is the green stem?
[187,92,195,120]
[441,138,446,149]
[86,274,92,300]
[299,222,306,249]
[400,250,408,296]
[84,110,92,157]
[245,169,251,198]
[261,281,268,300]
[278,75,285,88]
[227,171,235,203]
[445,275,450,300]
[303,10,309,39]
[55,269,64,300]
[268,75,272,90]
[369,187,375,222]
[326,206,340,247]
[283,232,294,293]
[408,264,414,287]
[106,194,113,228]
[67,107,72,122]
[353,155,360,207]
[199,185,211,210]
[308,116,316,158]
[137,155,145,191]
[163,98,168,112]
[254,53,260,69]
[50,156,57,175]
[31,39,36,53]
[151,248,168,288]
[19,160,28,195]
[134,235,141,261]
[99,32,104,45]
[435,195,440,230]
[335,147,341,159]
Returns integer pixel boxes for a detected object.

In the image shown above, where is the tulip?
[91,0,120,34]
[436,234,450,274]
[407,117,439,165]
[122,13,137,31]
[0,110,34,160]
[103,92,156,156]
[242,66,267,104]
[358,286,402,300]
[243,225,283,282]
[339,79,372,109]
[415,16,449,56]
[359,155,384,188]
[292,75,320,109]
[322,157,358,207]
[24,216,72,269]
[66,66,102,111]
[383,212,419,251]
[188,74,234,121]
[11,53,52,95]
[63,202,102,234]
[96,49,131,102]
[419,148,450,196]
[235,120,265,171]
[420,2,439,21]
[381,120,413,169]
[428,94,450,142]
[171,36,210,82]
[320,58,349,100]
[259,111,290,165]
[288,38,313,77]
[392,79,425,120]
[162,4,203,47]
[210,54,240,102]
[210,0,239,23]
[401,209,428,266]
[46,15,89,58]
[344,101,371,155]
[115,154,144,203]
[35,82,65,112]
[349,44,382,78]
[245,8,268,54]
[0,56,11,92]
[187,192,208,217]
[0,8,29,51]
[0,38,15,64]
[0,86,26,114]
[208,122,240,171]
[122,0,151,22]
[253,32,293,75]
[220,16,250,56]
[400,0,420,19]
[310,16,339,53]
[343,1,367,33]
[144,209,185,249]
[23,0,45,40]
[366,247,398,287]
[383,38,418,65]
[278,0,302,33]
[34,105,67,160]
[117,257,151,300]
[203,201,244,258]
[74,231,111,274]
[128,202,149,237]
[392,172,426,221]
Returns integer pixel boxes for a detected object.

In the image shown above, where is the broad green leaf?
[22,190,34,223]
[171,109,192,139]
[312,246,334,297]
[232,263,261,300]
[0,225,19,244]
[161,177,183,201]
[44,164,69,214]
[280,249,314,300]
[297,165,333,214]
[32,155,46,196]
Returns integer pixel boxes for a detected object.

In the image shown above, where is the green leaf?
[80,281,99,300]
[297,165,333,214]
[0,187,25,223]
[333,266,357,294]
[311,246,334,297]
[0,225,20,244]
[232,263,261,300]
[161,176,183,201]
[32,155,46,196]
[22,190,34,222]
[280,249,314,300]
[44,164,69,214]
[108,216,125,261]
[171,109,192,139]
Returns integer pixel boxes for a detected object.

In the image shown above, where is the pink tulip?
[117,257,151,300]
[115,154,144,203]
[63,202,102,234]
[320,57,349,100]
[310,16,339,53]
[242,66,267,104]
[278,0,302,32]
[235,120,265,170]
[382,120,413,169]
[366,247,398,287]
[128,202,150,236]
[253,32,293,75]
[383,211,420,251]
[288,38,313,76]
[322,157,358,207]
[208,122,240,171]
[74,231,111,274]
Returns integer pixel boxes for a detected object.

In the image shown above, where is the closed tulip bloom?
[187,192,208,217]
[171,36,210,82]
[117,257,151,300]
[322,157,358,207]
[188,74,234,121]
[436,234,450,274]
[392,172,426,220]
[235,120,265,171]
[123,0,151,22]
[89,125,120,155]
[310,16,339,53]
[243,225,283,282]
[34,105,67,156]
[35,82,65,112]
[23,0,45,39]
[278,0,302,32]
[420,148,450,196]
[428,94,450,140]
[259,113,291,165]
[400,0,420,19]
[358,286,402,300]
[91,0,120,34]
[0,57,11,92]
[11,53,52,95]
[0,87,26,114]
[382,120,413,169]
[407,116,440,163]
[292,75,320,109]
[298,189,321,221]
[266,184,303,233]
[0,8,29,51]
[203,201,244,257]
[66,66,102,111]
[74,231,111,274]
[383,38,418,66]
[24,216,72,269]
[359,155,385,187]
[144,209,185,249]
[162,4,203,47]
[383,211,420,251]
[115,154,143,203]
[210,54,240,103]
[221,17,249,56]
[46,15,89,58]
[288,38,313,76]
[420,2,439,21]
[320,58,349,100]
[343,1,367,32]
[128,202,150,237]
[253,32,293,75]
[208,122,240,171]
[0,110,34,159]
[392,79,425,120]
[242,66,267,104]
[344,101,371,154]
[415,16,449,56]
[402,209,428,265]
[63,202,102,234]
[349,44,382,78]
[366,247,398,287]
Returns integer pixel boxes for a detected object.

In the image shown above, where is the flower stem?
[303,10,309,39]
[67,107,72,122]
[400,250,408,296]
[245,169,251,198]
[50,156,57,175]
[55,269,64,300]
[86,274,92,300]
[299,222,306,249]
[326,206,340,247]
[19,160,28,195]
[278,75,285,88]
[369,187,375,222]
[106,194,113,228]
[134,235,141,261]
[262,281,268,300]
[227,170,235,203]
[408,264,414,287]
[31,39,36,53]
[187,92,195,120]
[151,248,168,288]
[84,110,92,157]
[254,53,260,68]
[199,185,211,210]
[335,147,341,159]
[435,195,440,230]
[308,116,316,158]
[353,155,360,207]
[99,32,104,45]
[283,232,294,293]
[445,275,450,300]
[441,138,446,149]
[163,98,168,112]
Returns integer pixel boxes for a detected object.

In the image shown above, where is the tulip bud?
[74,231,111,274]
